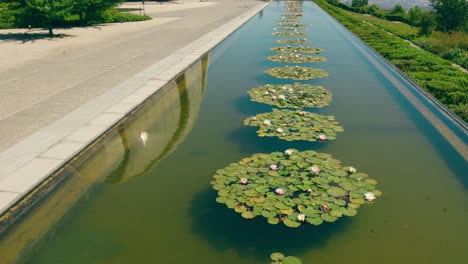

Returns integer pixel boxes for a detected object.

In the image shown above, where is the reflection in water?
[105,56,209,184]
[0,56,209,263]
[189,188,351,261]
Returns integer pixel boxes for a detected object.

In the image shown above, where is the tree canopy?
[429,0,468,31]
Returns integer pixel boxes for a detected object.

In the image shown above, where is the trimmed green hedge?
[314,0,468,122]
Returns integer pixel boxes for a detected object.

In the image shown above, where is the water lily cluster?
[279,18,300,23]
[265,66,329,80]
[277,38,311,44]
[268,53,327,63]
[277,23,306,28]
[247,83,332,108]
[272,32,306,37]
[271,46,323,54]
[244,109,343,142]
[211,150,381,227]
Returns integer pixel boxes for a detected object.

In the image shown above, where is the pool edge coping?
[0,0,272,218]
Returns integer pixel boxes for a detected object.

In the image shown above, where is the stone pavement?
[0,0,270,215]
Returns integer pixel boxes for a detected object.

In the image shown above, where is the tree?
[408,6,424,26]
[25,0,73,36]
[351,0,368,8]
[327,0,340,5]
[429,0,468,31]
[419,13,436,36]
[72,0,123,24]
[391,4,405,14]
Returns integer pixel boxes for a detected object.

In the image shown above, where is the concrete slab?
[40,143,86,160]
[0,158,62,193]
[0,192,20,215]
[64,126,107,143]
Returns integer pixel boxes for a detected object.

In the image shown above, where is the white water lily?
[284,149,294,155]
[264,91,269,95]
[276,128,284,133]
[282,86,287,90]
[348,166,357,173]
[140,131,149,146]
[297,214,306,222]
[264,119,271,126]
[288,88,293,93]
[365,192,376,201]
[252,117,257,120]
[278,95,286,100]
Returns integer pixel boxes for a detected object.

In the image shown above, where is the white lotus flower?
[264,91,269,95]
[140,131,148,146]
[282,86,287,90]
[365,192,376,201]
[288,88,293,93]
[252,117,257,120]
[276,128,284,133]
[297,214,306,222]
[348,166,357,173]
[278,95,286,100]
[264,119,271,126]
[284,149,294,155]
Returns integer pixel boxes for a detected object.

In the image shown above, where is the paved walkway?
[0,0,270,216]
[0,0,261,152]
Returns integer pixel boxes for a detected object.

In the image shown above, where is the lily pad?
[244,109,343,142]
[284,256,302,264]
[272,32,306,37]
[271,253,285,261]
[247,83,332,108]
[265,66,329,80]
[277,38,311,44]
[270,252,302,264]
[268,53,327,63]
[211,150,381,228]
[270,46,324,54]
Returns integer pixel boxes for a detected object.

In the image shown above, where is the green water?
[2,2,467,263]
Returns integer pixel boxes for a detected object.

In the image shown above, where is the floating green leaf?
[244,109,343,142]
[265,66,329,80]
[284,256,302,264]
[268,53,327,63]
[271,252,285,261]
[210,150,381,228]
[247,83,332,108]
[270,252,302,264]
[270,46,324,54]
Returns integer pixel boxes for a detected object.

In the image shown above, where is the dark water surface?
[1,2,466,264]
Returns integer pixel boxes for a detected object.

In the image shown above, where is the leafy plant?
[211,149,381,227]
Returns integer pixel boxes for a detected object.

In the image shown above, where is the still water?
[1,2,466,263]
